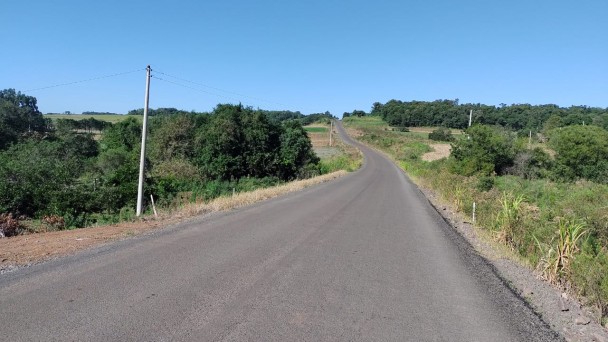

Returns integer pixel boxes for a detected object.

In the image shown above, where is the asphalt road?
[0,122,559,341]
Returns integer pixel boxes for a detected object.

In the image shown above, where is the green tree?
[550,125,608,183]
[0,138,96,217]
[241,111,281,178]
[100,117,141,152]
[450,125,517,176]
[94,118,143,212]
[0,89,46,149]
[542,114,564,133]
[195,104,245,180]
[149,114,199,162]
[95,147,140,211]
[593,114,608,130]
[277,120,320,180]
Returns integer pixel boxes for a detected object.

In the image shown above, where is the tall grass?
[536,219,587,283]
[495,192,525,247]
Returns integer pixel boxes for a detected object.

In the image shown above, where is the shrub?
[0,213,22,237]
[450,125,518,176]
[476,176,495,191]
[42,215,65,231]
[506,148,553,180]
[549,125,608,183]
[428,127,454,142]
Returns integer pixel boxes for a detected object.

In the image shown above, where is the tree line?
[358,99,608,133]
[128,107,335,125]
[0,89,321,230]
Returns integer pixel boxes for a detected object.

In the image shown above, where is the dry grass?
[422,143,451,161]
[175,171,347,217]
[408,127,465,135]
[306,123,337,148]
[44,114,135,123]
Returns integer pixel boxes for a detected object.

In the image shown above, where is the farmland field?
[44,114,138,123]
[304,126,328,133]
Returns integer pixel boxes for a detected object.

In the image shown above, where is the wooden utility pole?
[329,120,333,146]
[136,65,151,216]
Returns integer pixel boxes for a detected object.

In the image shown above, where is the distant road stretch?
[0,121,558,341]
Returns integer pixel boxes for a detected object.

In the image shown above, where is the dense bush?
[450,125,518,176]
[505,148,553,180]
[0,138,98,217]
[0,89,47,150]
[428,127,454,142]
[549,125,608,183]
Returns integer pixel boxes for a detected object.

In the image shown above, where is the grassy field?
[304,126,328,133]
[44,114,137,123]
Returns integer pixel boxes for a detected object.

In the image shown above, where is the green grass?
[44,114,138,123]
[343,116,385,127]
[304,126,328,133]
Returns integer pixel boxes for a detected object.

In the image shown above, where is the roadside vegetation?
[344,101,608,323]
[0,88,354,236]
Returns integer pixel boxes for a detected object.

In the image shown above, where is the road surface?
[0,122,558,341]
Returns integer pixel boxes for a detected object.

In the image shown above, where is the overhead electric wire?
[152,76,244,104]
[20,66,306,112]
[24,69,145,92]
[153,69,289,108]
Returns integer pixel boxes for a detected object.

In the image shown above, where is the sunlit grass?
[44,114,138,123]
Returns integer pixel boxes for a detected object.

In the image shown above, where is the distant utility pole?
[468,109,473,127]
[329,120,333,146]
[136,65,152,217]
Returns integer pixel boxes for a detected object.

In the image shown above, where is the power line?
[152,76,243,104]
[21,66,309,113]
[153,69,289,108]
[24,69,145,92]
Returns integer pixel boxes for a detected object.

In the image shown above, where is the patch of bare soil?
[422,143,451,161]
[0,218,174,271]
[0,171,348,273]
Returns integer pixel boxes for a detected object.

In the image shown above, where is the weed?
[572,244,608,320]
[42,215,65,231]
[0,213,22,237]
[536,219,587,283]
[495,192,525,247]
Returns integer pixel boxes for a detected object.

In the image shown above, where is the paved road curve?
[0,122,559,341]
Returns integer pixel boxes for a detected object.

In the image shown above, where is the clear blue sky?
[2,0,606,115]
